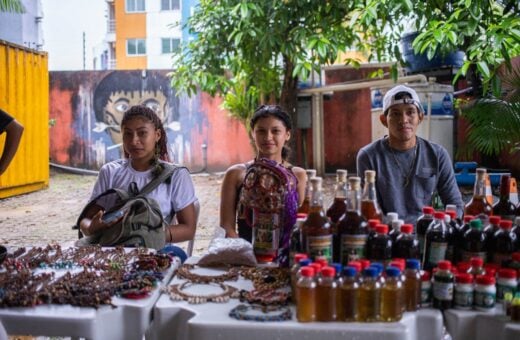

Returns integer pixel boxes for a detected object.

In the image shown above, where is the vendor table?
[445,305,520,340]
[0,251,180,340]
[147,258,444,340]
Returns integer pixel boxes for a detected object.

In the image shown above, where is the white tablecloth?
[445,305,520,340]
[147,258,444,340]
[0,256,180,340]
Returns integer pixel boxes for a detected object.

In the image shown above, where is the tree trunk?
[280,56,299,164]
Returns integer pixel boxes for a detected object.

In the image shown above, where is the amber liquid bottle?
[296,266,317,322]
[464,168,493,225]
[302,177,333,262]
[361,170,383,221]
[339,266,359,321]
[298,169,316,214]
[358,267,381,322]
[327,169,348,263]
[316,266,338,321]
[381,267,403,322]
[326,169,348,224]
[336,177,368,265]
[493,174,516,221]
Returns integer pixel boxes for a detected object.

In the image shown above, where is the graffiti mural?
[49,70,254,172]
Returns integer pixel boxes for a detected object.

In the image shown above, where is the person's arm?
[292,166,307,206]
[219,164,245,238]
[166,202,197,243]
[0,119,24,175]
[79,203,122,236]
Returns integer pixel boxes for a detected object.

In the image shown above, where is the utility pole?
[83,32,86,70]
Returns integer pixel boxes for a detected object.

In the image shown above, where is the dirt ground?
[0,168,224,256]
[0,168,337,256]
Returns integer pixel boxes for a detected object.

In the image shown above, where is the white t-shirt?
[90,159,197,223]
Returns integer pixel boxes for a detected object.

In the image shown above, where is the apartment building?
[0,0,44,51]
[97,0,197,70]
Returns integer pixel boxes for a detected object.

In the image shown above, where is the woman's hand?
[224,228,239,238]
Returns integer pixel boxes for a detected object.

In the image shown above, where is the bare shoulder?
[222,162,250,189]
[291,166,307,181]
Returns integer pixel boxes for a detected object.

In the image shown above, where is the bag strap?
[138,162,177,196]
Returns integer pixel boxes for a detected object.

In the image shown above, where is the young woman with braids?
[79,105,197,260]
[220,105,307,242]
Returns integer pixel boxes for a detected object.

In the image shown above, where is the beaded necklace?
[229,304,292,322]
[164,281,240,304]
[176,264,240,283]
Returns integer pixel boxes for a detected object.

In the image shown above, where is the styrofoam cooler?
[371,82,455,160]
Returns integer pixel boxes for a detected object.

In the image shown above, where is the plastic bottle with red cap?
[467,256,486,277]
[490,219,517,266]
[474,274,496,311]
[366,224,392,263]
[423,212,449,271]
[454,273,474,310]
[291,254,309,303]
[496,268,517,302]
[432,260,454,310]
[392,224,420,259]
[296,266,317,322]
[416,206,435,261]
[316,266,338,321]
[421,270,432,307]
[461,218,487,263]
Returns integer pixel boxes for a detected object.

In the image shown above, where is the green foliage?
[0,0,25,13]
[170,0,520,124]
[459,66,520,158]
[411,0,520,92]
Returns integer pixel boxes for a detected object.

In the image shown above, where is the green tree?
[0,0,24,13]
[171,0,520,136]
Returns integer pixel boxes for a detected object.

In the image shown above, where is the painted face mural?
[102,90,168,145]
[92,71,181,164]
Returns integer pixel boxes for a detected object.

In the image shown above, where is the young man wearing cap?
[356,85,463,224]
[0,109,24,176]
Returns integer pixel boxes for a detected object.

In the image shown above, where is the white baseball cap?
[382,85,424,115]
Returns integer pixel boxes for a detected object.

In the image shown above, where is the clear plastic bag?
[197,237,257,267]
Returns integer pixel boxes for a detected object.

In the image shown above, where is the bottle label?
[474,289,496,309]
[340,234,367,263]
[454,287,473,308]
[306,234,333,262]
[421,284,432,306]
[252,212,280,256]
[496,282,517,301]
[432,281,453,301]
[460,251,487,263]
[427,241,447,266]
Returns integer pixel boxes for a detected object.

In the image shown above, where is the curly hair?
[121,105,170,165]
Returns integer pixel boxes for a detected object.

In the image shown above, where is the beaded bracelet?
[176,264,239,283]
[229,304,292,322]
[239,288,290,306]
[164,281,239,304]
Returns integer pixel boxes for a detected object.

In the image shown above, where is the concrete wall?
[48,70,254,172]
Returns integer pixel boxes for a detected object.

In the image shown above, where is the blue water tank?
[401,32,465,73]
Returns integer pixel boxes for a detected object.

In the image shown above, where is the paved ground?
[0,168,337,257]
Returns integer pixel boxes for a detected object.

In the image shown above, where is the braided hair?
[121,105,171,172]
[250,105,292,161]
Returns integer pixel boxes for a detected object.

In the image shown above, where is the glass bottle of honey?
[493,174,516,221]
[464,168,493,225]
[336,177,368,265]
[361,170,383,221]
[326,169,348,223]
[302,177,333,262]
[298,169,317,214]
